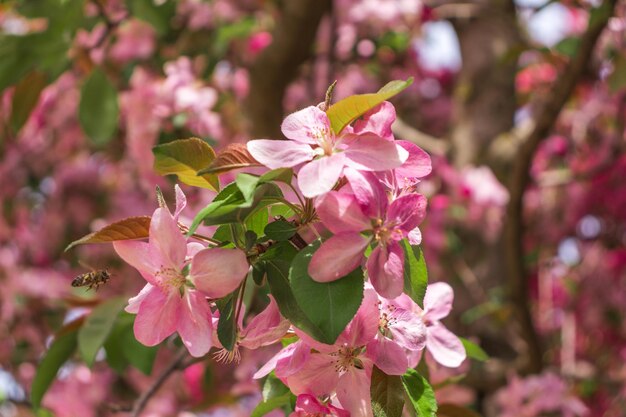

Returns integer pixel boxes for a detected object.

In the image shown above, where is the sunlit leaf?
[198,143,261,175]
[460,338,489,362]
[401,241,428,308]
[65,216,151,251]
[251,392,292,417]
[79,68,119,146]
[371,366,405,417]
[153,137,219,190]
[402,369,437,417]
[326,78,413,134]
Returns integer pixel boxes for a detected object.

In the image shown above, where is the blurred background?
[0,0,625,416]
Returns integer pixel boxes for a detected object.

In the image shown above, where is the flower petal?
[336,364,373,417]
[426,322,466,368]
[344,134,408,171]
[395,141,432,180]
[286,353,340,396]
[241,295,290,349]
[134,286,180,346]
[177,290,214,357]
[366,242,405,299]
[424,282,454,321]
[315,191,371,234]
[368,336,409,375]
[386,193,427,233]
[388,307,427,351]
[281,106,331,144]
[308,232,369,282]
[149,207,187,269]
[190,248,249,299]
[174,184,187,219]
[342,288,379,347]
[113,241,159,285]
[408,227,422,245]
[297,153,346,198]
[352,101,396,140]
[344,168,388,219]
[125,283,154,314]
[247,139,316,169]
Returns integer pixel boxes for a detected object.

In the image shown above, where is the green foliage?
[153,138,220,190]
[103,312,159,375]
[10,71,47,133]
[126,0,176,36]
[370,366,405,417]
[264,219,297,241]
[250,393,293,417]
[402,369,437,417]
[608,54,626,93]
[262,242,326,342]
[78,297,128,366]
[325,78,413,134]
[460,338,489,362]
[401,241,428,308]
[31,323,80,409]
[289,241,364,344]
[79,68,120,146]
[216,291,239,351]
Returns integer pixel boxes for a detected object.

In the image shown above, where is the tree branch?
[245,0,332,138]
[392,118,449,155]
[504,0,617,374]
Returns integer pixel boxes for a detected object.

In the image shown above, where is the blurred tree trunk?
[245,0,331,139]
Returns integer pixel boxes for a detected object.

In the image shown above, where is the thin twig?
[131,348,188,417]
[504,0,617,374]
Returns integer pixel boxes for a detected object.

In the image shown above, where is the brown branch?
[504,0,617,374]
[392,118,449,155]
[245,0,332,138]
[131,348,188,417]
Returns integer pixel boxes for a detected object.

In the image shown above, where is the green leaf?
[188,182,283,233]
[401,241,428,308]
[216,291,239,351]
[370,366,405,417]
[326,78,413,134]
[236,173,262,202]
[126,0,175,36]
[553,37,580,57]
[289,241,364,344]
[10,71,47,133]
[104,312,159,375]
[153,137,219,190]
[78,297,128,366]
[263,242,326,341]
[246,207,269,236]
[31,325,79,409]
[79,68,119,146]
[264,220,297,241]
[251,393,292,417]
[259,168,293,184]
[262,373,290,401]
[460,338,489,362]
[402,369,437,417]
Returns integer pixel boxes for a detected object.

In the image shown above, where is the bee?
[71,269,111,291]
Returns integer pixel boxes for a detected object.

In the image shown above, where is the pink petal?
[295,394,331,415]
[426,322,466,368]
[253,343,294,379]
[408,228,422,245]
[297,153,346,198]
[315,191,371,234]
[388,308,427,351]
[190,248,249,299]
[395,141,432,180]
[113,241,159,286]
[177,290,214,357]
[281,106,331,144]
[344,168,388,219]
[368,336,409,375]
[173,184,187,219]
[125,283,154,314]
[133,286,180,346]
[366,242,405,299]
[186,242,206,258]
[240,295,290,349]
[335,364,373,417]
[308,232,370,282]
[149,207,187,269]
[423,282,454,321]
[342,288,379,347]
[344,135,408,171]
[352,101,396,140]
[247,139,316,169]
[386,193,427,233]
[286,353,340,396]
[275,340,311,378]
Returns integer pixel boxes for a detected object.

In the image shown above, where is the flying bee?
[71,269,111,291]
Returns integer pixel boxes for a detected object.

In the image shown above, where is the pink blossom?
[290,394,349,417]
[247,106,408,197]
[113,190,249,357]
[309,169,426,298]
[401,282,466,368]
[110,19,156,63]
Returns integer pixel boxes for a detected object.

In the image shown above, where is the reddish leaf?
[198,143,261,175]
[65,216,151,251]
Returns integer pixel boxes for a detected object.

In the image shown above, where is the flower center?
[378,302,398,338]
[330,344,365,373]
[373,219,402,244]
[155,266,186,291]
